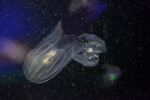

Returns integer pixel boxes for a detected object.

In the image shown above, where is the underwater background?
[0,0,148,100]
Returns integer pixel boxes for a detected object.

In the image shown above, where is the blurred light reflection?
[0,38,29,64]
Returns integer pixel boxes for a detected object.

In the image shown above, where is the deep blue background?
[0,0,148,100]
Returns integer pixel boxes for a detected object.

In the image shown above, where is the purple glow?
[89,1,107,18]
[0,38,29,64]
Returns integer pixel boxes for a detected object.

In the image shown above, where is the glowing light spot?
[42,57,50,64]
[46,50,57,56]
[42,50,57,64]
[109,74,116,81]
[87,48,93,53]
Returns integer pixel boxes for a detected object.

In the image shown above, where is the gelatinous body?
[73,33,107,66]
[23,21,82,83]
[23,21,106,84]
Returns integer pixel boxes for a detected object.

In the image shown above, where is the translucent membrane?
[23,21,106,84]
